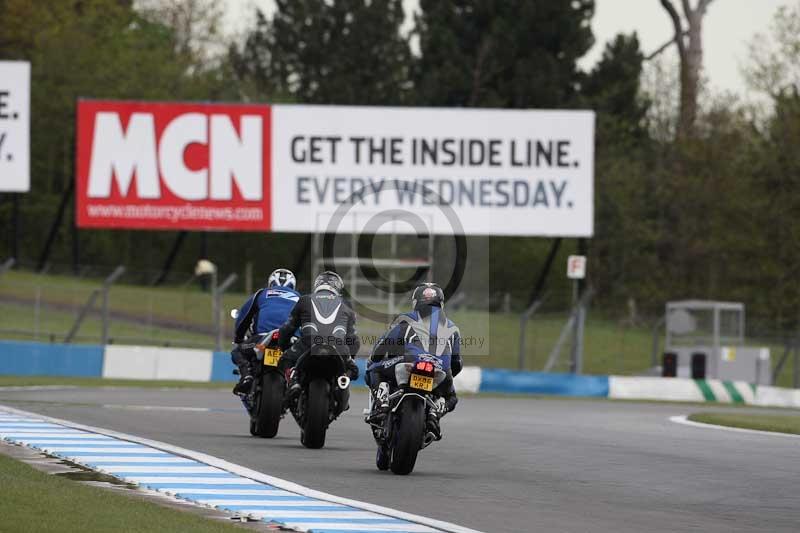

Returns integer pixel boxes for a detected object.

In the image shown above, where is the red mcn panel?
[76,100,271,231]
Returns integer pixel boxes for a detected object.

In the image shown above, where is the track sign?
[0,61,30,192]
[567,255,586,279]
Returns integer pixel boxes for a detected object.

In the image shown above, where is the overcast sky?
[223,0,791,98]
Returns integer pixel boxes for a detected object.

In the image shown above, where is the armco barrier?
[2,340,800,408]
[479,368,610,397]
[0,340,103,377]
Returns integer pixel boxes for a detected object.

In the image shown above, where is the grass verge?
[0,453,245,533]
[688,412,800,435]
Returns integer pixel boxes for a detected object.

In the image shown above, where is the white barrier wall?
[609,376,705,402]
[453,366,482,394]
[102,345,213,382]
[753,386,800,408]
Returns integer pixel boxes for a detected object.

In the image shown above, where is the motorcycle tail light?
[415,361,434,373]
[272,331,280,341]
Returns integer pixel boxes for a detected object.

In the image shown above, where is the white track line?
[0,403,484,533]
[669,415,800,439]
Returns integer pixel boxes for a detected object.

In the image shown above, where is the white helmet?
[267,268,296,290]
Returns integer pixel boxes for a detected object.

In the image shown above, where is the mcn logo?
[76,101,271,231]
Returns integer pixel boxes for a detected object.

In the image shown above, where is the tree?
[658,0,715,138]
[137,0,227,68]
[582,33,649,138]
[414,0,595,108]
[0,0,235,270]
[743,2,800,100]
[580,34,652,306]
[233,0,412,105]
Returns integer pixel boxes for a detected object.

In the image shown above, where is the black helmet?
[412,282,444,309]
[313,271,344,295]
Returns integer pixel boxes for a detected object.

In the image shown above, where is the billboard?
[272,105,594,237]
[76,101,594,236]
[76,100,271,231]
[0,61,30,192]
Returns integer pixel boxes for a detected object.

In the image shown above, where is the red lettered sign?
[76,100,271,231]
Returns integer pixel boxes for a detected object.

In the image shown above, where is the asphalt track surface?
[1,387,798,533]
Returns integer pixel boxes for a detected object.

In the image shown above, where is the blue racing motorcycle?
[366,353,449,475]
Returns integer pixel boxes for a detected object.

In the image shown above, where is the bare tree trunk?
[659,0,714,138]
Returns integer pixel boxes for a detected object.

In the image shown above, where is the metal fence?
[1,259,797,386]
[0,261,239,351]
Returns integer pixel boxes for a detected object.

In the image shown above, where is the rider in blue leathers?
[231,268,299,394]
[366,282,462,438]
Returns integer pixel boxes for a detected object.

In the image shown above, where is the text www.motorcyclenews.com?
[86,203,264,222]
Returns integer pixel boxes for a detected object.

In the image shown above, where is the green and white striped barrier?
[609,376,800,407]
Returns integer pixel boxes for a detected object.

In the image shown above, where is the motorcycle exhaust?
[422,431,436,449]
[337,375,351,390]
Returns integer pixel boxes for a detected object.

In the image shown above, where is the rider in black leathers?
[277,271,360,399]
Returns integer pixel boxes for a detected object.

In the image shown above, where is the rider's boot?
[286,368,302,400]
[232,364,254,395]
[426,397,446,441]
[366,382,390,423]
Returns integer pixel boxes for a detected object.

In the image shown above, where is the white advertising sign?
[272,105,594,237]
[0,61,30,192]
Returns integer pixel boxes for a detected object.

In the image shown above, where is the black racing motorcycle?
[366,354,448,475]
[288,344,352,449]
[235,329,286,438]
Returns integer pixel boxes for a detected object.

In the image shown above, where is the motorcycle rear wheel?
[301,378,329,449]
[255,372,284,438]
[389,400,425,475]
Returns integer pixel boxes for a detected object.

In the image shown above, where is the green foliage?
[414,0,595,107]
[0,0,237,271]
[233,0,412,105]
[2,0,800,349]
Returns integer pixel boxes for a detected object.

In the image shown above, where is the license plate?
[409,374,433,392]
[263,348,281,367]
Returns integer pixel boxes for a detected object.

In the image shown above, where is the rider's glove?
[345,358,359,380]
[433,397,448,419]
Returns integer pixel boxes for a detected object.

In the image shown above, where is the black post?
[517,238,562,370]
[199,232,209,290]
[11,194,20,261]
[153,231,187,286]
[293,233,314,281]
[576,238,588,296]
[524,238,562,308]
[37,181,75,272]
[200,231,208,259]
[71,204,80,275]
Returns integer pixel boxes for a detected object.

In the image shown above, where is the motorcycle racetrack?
[1,387,798,533]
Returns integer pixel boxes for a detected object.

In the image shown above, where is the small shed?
[664,300,770,384]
